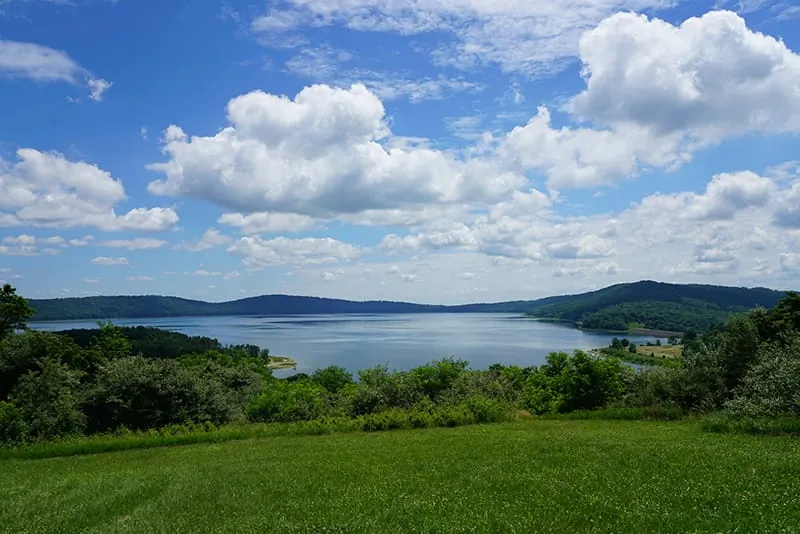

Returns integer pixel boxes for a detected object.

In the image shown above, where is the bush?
[725,336,800,419]
[464,396,515,423]
[9,358,86,441]
[621,366,688,409]
[247,380,327,423]
[0,330,84,400]
[311,366,353,394]
[410,358,469,401]
[0,401,26,444]
[87,356,252,432]
[523,351,633,415]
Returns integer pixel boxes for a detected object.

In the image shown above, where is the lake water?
[30,314,658,375]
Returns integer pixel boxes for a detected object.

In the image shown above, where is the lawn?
[2,420,799,533]
[637,343,683,358]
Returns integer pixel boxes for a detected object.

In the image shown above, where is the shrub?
[523,351,633,415]
[9,358,86,441]
[0,401,26,444]
[247,380,327,423]
[622,366,688,409]
[311,366,353,394]
[725,336,800,419]
[0,330,83,400]
[463,396,515,423]
[87,356,251,432]
[410,358,469,401]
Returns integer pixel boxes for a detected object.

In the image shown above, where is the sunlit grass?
[2,419,799,533]
[637,344,683,358]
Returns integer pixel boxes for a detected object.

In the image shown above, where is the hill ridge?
[26,280,793,330]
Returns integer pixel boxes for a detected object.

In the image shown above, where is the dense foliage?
[528,281,786,333]
[4,286,800,444]
[619,293,800,423]
[57,325,236,360]
[579,300,733,332]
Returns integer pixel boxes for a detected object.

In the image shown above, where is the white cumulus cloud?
[0,149,178,231]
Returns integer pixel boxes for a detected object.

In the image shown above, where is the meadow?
[2,419,799,533]
[636,343,683,358]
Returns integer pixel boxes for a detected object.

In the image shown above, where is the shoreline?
[268,356,297,370]
[525,316,684,337]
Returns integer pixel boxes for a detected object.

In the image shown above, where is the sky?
[1,0,799,304]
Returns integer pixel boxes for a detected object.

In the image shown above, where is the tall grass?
[701,412,800,436]
[0,398,515,460]
[540,406,685,421]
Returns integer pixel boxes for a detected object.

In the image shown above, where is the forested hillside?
[28,281,790,331]
[527,281,788,332]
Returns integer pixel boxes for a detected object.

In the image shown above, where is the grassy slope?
[2,420,799,533]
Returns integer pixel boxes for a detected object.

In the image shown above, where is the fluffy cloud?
[178,229,232,252]
[569,11,800,139]
[633,171,780,223]
[499,11,800,189]
[218,213,317,234]
[370,166,799,290]
[91,256,129,266]
[147,84,523,216]
[0,149,178,231]
[0,40,112,101]
[773,182,800,228]
[228,236,363,269]
[0,234,66,256]
[544,235,613,259]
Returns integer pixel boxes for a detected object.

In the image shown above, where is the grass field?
[2,420,799,533]
[637,343,683,358]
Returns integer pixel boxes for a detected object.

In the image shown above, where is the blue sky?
[1,0,799,303]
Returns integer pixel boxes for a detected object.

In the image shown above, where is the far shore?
[268,356,297,370]
[525,316,684,338]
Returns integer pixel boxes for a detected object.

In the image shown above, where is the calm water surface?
[31,314,657,374]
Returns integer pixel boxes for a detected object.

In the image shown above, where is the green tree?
[311,365,354,394]
[621,339,630,348]
[0,284,34,341]
[9,357,86,440]
[629,343,637,354]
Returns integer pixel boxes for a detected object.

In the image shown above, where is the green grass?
[2,420,800,533]
[596,348,682,368]
[637,344,683,358]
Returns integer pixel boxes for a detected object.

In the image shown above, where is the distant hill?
[27,281,791,332]
[523,281,789,333]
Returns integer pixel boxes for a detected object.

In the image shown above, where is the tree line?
[2,283,800,444]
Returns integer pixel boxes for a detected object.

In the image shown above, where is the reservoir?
[31,313,658,374]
